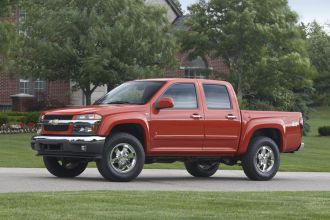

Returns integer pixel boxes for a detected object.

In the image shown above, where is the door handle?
[226,114,237,120]
[190,114,203,119]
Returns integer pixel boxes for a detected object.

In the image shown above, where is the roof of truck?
[134,78,230,84]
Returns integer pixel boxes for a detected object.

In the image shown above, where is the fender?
[97,112,150,153]
[237,117,286,155]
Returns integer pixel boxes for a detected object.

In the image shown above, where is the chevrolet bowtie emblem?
[48,119,60,125]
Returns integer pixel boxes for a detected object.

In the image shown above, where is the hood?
[43,104,147,116]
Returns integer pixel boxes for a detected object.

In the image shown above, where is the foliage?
[0,0,18,70]
[303,21,330,106]
[181,0,315,133]
[319,126,330,136]
[0,114,9,125]
[0,111,40,123]
[172,0,183,12]
[11,0,179,105]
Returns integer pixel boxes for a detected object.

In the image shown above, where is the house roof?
[166,0,183,17]
[173,15,191,30]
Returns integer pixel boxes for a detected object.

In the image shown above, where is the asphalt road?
[0,168,330,193]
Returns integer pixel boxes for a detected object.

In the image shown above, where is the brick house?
[0,11,71,111]
[0,0,229,109]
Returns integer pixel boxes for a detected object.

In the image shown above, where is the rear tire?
[242,136,280,181]
[43,157,88,178]
[184,161,219,177]
[96,132,145,182]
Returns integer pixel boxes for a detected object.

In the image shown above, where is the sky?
[180,0,330,28]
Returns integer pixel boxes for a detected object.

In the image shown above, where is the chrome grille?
[43,115,73,131]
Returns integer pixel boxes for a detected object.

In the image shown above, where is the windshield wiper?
[106,101,132,104]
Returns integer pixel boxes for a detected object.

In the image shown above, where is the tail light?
[299,117,304,128]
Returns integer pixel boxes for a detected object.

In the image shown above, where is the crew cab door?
[200,82,241,153]
[149,82,204,154]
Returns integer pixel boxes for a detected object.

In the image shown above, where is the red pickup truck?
[31,78,304,182]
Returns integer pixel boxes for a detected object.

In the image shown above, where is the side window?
[161,83,198,109]
[203,84,231,109]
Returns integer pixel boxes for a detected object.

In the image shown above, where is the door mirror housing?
[156,97,174,110]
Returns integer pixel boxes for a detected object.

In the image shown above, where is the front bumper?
[31,135,106,159]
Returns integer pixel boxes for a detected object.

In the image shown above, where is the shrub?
[318,126,330,136]
[0,114,9,125]
[0,112,41,124]
[23,112,40,124]
[8,116,26,123]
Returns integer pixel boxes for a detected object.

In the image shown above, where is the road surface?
[0,168,329,193]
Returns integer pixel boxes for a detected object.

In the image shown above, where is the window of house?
[161,83,198,109]
[181,56,210,79]
[203,84,231,109]
[34,79,45,91]
[19,79,29,94]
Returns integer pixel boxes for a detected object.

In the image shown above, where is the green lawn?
[0,107,329,171]
[0,191,330,219]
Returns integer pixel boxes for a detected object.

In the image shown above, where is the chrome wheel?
[109,143,137,174]
[255,146,275,173]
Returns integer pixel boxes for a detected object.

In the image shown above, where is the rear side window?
[203,84,231,109]
[161,83,198,109]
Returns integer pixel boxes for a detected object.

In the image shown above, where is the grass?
[0,107,329,171]
[0,191,330,219]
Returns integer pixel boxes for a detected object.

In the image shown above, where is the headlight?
[75,114,102,120]
[73,114,102,135]
[39,114,45,122]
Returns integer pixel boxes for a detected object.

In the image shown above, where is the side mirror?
[156,97,174,110]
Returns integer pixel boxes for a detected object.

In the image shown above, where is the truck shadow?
[37,175,269,182]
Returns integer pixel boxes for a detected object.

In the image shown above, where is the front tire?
[96,133,145,182]
[242,136,280,181]
[43,157,88,178]
[184,161,219,177]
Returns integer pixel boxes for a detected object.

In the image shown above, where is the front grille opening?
[44,125,69,131]
[40,143,63,151]
[43,115,73,132]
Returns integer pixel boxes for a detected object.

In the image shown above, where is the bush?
[8,116,26,123]
[23,112,40,124]
[0,114,9,125]
[319,126,330,136]
[0,112,41,124]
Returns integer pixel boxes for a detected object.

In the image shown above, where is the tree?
[304,21,330,106]
[12,0,178,105]
[0,0,17,70]
[180,0,314,132]
[172,0,183,13]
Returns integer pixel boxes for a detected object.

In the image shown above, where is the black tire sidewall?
[43,156,88,178]
[242,136,280,181]
[184,161,219,177]
[97,133,145,181]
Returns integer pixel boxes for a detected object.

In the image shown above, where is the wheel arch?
[238,120,286,155]
[250,128,283,151]
[98,114,150,153]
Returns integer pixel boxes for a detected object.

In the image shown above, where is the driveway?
[1,168,329,193]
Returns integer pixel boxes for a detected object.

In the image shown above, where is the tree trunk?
[83,87,92,106]
[85,92,92,106]
[107,83,114,93]
[83,85,98,106]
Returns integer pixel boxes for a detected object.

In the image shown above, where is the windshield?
[95,81,165,105]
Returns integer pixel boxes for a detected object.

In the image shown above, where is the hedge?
[0,112,41,125]
[0,115,9,125]
[319,126,330,136]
